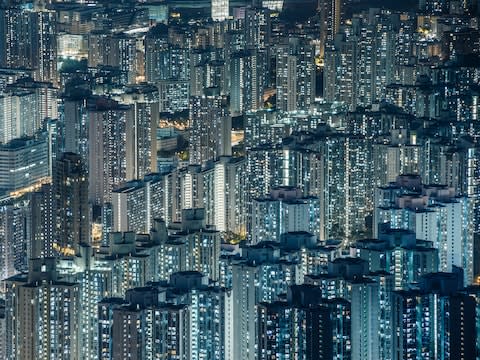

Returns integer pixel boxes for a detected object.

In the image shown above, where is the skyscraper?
[189,88,231,167]
[351,226,439,290]
[244,7,271,89]
[52,152,89,255]
[202,156,247,235]
[0,80,57,145]
[392,271,476,360]
[0,136,49,192]
[111,174,166,234]
[87,32,137,84]
[5,259,80,360]
[100,271,232,360]
[145,24,190,112]
[257,285,351,360]
[87,98,132,205]
[375,175,474,283]
[229,50,261,115]
[276,38,316,112]
[28,184,55,259]
[250,186,320,244]
[231,243,302,360]
[35,10,57,85]
[211,0,229,21]
[117,84,159,180]
[0,204,26,282]
[1,0,480,356]
[318,0,341,56]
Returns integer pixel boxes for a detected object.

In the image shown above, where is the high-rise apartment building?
[245,145,284,203]
[0,204,26,282]
[5,259,80,360]
[0,80,57,144]
[257,285,351,360]
[145,25,190,113]
[52,152,89,255]
[117,84,159,180]
[212,0,229,21]
[374,174,474,283]
[318,0,341,54]
[282,128,371,242]
[231,243,302,360]
[230,50,262,115]
[189,88,231,167]
[28,184,55,259]
[351,226,438,290]
[63,90,91,161]
[0,136,49,192]
[323,11,396,110]
[0,89,37,145]
[100,271,232,360]
[88,32,137,84]
[35,10,57,84]
[0,7,57,84]
[87,98,132,205]
[166,209,221,281]
[112,173,166,234]
[250,186,320,244]
[244,7,271,88]
[166,165,205,224]
[202,156,247,235]
[276,38,316,112]
[0,8,36,70]
[391,271,476,360]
